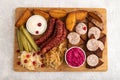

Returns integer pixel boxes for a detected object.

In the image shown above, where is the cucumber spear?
[20,25,38,51]
[16,29,23,51]
[20,30,29,52]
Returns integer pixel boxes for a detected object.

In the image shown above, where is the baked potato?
[75,10,88,21]
[33,9,50,20]
[49,9,67,19]
[66,12,76,31]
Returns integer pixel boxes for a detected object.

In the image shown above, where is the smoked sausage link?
[41,19,64,54]
[35,18,56,45]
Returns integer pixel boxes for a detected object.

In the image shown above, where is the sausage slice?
[87,54,99,67]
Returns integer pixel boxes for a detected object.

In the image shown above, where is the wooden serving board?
[14,8,107,72]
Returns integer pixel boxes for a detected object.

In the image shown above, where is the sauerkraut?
[18,51,42,70]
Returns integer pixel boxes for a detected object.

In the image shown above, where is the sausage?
[41,19,64,54]
[88,27,101,39]
[97,41,104,51]
[60,24,67,42]
[35,18,56,45]
[40,30,56,49]
[40,21,67,50]
[75,23,87,35]
[86,39,99,51]
[67,32,80,45]
[87,54,99,67]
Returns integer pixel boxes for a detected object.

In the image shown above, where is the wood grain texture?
[14,8,107,72]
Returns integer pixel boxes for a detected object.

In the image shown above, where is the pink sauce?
[66,47,85,67]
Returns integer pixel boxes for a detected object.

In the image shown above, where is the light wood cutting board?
[14,8,107,72]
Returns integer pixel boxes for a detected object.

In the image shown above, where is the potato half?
[66,12,76,31]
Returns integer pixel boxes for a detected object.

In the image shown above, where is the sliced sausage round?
[41,19,64,54]
[75,23,87,35]
[87,54,99,67]
[88,27,100,39]
[98,41,104,51]
[87,39,99,51]
[67,32,80,45]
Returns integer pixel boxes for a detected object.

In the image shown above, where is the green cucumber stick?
[19,29,29,52]
[16,28,23,51]
[27,40,32,52]
[21,25,38,51]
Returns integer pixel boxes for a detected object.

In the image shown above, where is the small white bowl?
[65,46,86,68]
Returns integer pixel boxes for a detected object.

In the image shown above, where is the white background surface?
[0,0,120,80]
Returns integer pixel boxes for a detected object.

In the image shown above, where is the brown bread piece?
[85,48,102,58]
[80,33,88,41]
[99,33,106,44]
[88,12,103,23]
[94,48,103,58]
[87,22,96,29]
[89,34,95,39]
[87,16,104,31]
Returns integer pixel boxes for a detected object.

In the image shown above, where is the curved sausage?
[41,19,64,54]
[40,30,56,49]
[40,22,67,50]
[35,18,56,45]
[60,24,67,42]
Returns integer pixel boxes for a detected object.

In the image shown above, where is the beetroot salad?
[65,47,86,67]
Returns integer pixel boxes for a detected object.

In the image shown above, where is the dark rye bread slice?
[88,11,103,23]
[89,34,95,39]
[95,48,103,58]
[87,22,95,29]
[85,48,102,58]
[80,33,88,42]
[87,15,104,31]
[99,33,106,44]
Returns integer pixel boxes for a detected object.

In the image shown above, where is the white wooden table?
[0,0,120,79]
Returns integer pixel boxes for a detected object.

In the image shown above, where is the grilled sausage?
[35,18,56,45]
[60,24,67,42]
[41,19,64,54]
[40,21,67,51]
